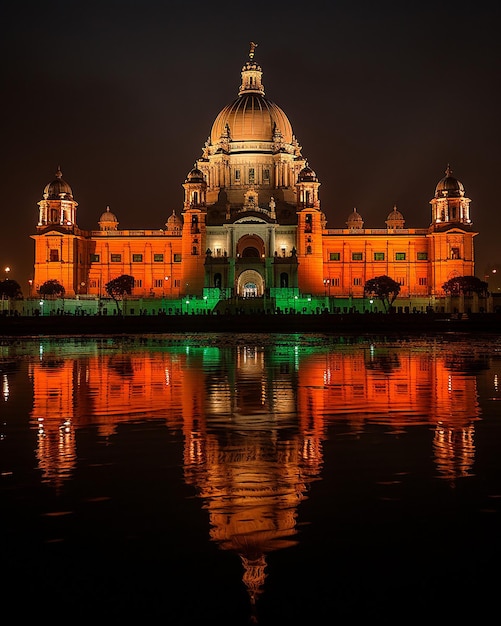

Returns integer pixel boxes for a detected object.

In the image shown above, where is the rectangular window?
[174,279,180,287]
[235,169,240,181]
[330,252,341,261]
[395,252,406,261]
[90,253,100,263]
[397,277,405,285]
[263,169,270,181]
[49,249,59,262]
[352,252,363,261]
[134,279,142,288]
[332,277,340,286]
[374,252,385,261]
[417,252,428,260]
[248,168,255,184]
[451,247,460,259]
[153,279,163,288]
[89,280,97,288]
[111,254,121,262]
[353,277,362,286]
[132,254,143,262]
[418,277,428,286]
[173,254,182,262]
[153,254,164,262]
[305,214,312,233]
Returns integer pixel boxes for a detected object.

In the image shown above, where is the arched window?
[214,273,222,288]
[280,272,288,288]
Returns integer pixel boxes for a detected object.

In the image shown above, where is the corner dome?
[435,165,465,198]
[43,167,73,200]
[210,45,293,145]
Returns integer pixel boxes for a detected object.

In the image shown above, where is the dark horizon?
[2,1,500,290]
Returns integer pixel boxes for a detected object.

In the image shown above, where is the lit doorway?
[237,270,264,297]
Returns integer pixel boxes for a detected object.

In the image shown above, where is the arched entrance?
[237,269,264,297]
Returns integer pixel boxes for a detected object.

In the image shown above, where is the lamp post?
[2,267,11,314]
[323,278,331,311]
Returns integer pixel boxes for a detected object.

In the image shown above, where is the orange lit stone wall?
[32,220,476,300]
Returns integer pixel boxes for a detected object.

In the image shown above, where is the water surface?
[2,333,501,624]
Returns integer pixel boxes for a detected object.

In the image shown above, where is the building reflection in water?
[14,336,491,619]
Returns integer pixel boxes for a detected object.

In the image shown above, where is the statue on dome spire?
[249,41,257,59]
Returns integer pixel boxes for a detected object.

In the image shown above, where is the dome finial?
[56,165,63,179]
[249,41,257,59]
[445,163,452,177]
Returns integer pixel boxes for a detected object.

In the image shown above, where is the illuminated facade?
[31,44,477,310]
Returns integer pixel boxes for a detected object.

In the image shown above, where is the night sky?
[2,1,500,290]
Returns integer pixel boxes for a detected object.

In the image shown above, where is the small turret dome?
[346,207,364,229]
[386,205,405,228]
[99,206,118,223]
[435,165,465,198]
[166,209,182,231]
[99,206,119,231]
[43,167,73,200]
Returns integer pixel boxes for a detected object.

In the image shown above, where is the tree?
[0,278,23,300]
[442,275,489,297]
[105,275,134,314]
[364,275,401,313]
[39,279,65,298]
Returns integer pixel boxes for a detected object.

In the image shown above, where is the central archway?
[237,269,264,297]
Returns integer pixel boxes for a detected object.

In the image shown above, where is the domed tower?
[296,164,320,210]
[98,206,119,231]
[295,164,326,294]
[183,165,207,210]
[32,168,85,297]
[37,167,78,230]
[181,166,208,294]
[196,42,308,225]
[430,165,472,228]
[428,166,477,291]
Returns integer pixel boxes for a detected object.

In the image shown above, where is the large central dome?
[210,45,293,145]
